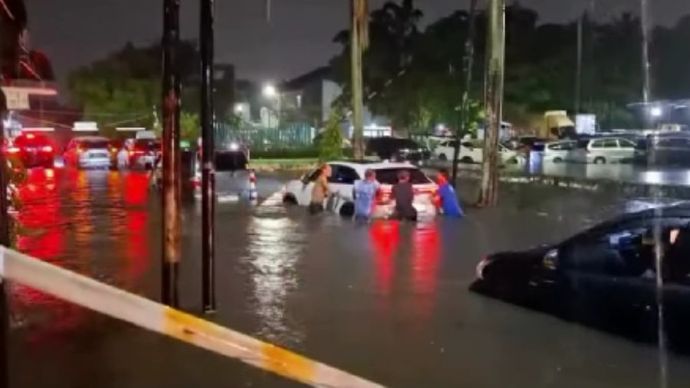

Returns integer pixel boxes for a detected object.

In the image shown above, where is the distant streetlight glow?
[234,103,244,114]
[650,106,663,117]
[262,84,278,99]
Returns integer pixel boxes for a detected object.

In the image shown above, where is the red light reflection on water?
[369,221,400,296]
[411,223,441,324]
[120,172,151,285]
[412,224,441,295]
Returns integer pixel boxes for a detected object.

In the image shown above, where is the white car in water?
[543,140,577,163]
[282,161,438,218]
[568,137,637,164]
[434,139,521,164]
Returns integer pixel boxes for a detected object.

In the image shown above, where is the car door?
[289,168,320,206]
[327,164,360,207]
[617,138,636,162]
[557,217,659,334]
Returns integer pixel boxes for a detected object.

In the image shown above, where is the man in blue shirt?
[353,169,380,221]
[436,169,464,217]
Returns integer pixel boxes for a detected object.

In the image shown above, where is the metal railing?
[0,246,383,388]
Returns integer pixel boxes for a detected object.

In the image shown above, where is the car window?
[590,140,604,149]
[373,168,431,185]
[329,165,359,184]
[549,143,564,151]
[14,135,50,147]
[617,139,636,148]
[82,139,110,149]
[601,139,618,148]
[561,216,690,277]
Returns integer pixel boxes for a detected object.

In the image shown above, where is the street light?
[262,84,278,99]
[234,103,244,114]
[650,106,663,118]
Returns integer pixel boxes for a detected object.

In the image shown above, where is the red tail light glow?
[6,147,20,154]
[41,145,53,153]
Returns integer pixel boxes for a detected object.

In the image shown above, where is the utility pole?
[351,0,367,159]
[451,0,478,187]
[200,0,217,313]
[0,87,9,388]
[478,0,505,207]
[161,0,182,307]
[575,12,576,114]
[640,0,651,103]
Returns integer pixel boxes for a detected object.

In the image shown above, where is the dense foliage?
[330,1,690,132]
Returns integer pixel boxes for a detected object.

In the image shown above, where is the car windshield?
[82,140,110,149]
[14,135,50,147]
[134,140,160,150]
[374,168,431,185]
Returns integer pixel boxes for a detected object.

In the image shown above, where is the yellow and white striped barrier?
[0,246,383,388]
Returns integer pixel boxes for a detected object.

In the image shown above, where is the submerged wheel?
[282,194,298,205]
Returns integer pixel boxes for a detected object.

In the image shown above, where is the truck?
[540,111,576,140]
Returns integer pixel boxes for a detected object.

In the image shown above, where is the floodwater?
[8,168,690,387]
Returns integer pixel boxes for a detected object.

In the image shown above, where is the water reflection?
[11,169,154,339]
[369,221,400,296]
[245,216,305,345]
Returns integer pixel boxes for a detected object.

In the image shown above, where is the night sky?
[24,0,690,84]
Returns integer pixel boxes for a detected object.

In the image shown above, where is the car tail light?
[41,145,53,153]
[6,146,20,154]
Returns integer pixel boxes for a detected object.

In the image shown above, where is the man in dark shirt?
[392,170,417,221]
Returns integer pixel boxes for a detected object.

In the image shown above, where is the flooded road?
[8,168,690,387]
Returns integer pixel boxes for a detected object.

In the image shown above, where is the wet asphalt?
[7,167,690,388]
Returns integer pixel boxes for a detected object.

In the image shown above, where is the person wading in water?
[309,164,331,214]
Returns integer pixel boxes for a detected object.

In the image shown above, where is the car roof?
[72,136,109,142]
[328,160,421,171]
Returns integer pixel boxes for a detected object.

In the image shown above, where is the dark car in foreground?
[366,137,431,163]
[471,203,690,352]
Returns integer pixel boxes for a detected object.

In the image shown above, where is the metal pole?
[161,0,182,307]
[478,0,505,207]
[640,0,651,103]
[351,0,365,159]
[451,0,478,187]
[0,87,10,388]
[575,12,576,114]
[200,0,217,313]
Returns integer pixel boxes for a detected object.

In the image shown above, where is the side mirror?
[543,249,559,270]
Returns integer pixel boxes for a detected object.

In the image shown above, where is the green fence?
[215,123,315,151]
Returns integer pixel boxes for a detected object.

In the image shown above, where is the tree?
[180,112,200,143]
[67,41,200,132]
[318,110,345,161]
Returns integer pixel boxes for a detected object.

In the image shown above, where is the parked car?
[282,161,438,218]
[543,140,577,163]
[434,139,521,164]
[634,132,690,166]
[5,133,55,168]
[365,137,431,163]
[471,202,690,352]
[568,137,637,164]
[63,136,111,169]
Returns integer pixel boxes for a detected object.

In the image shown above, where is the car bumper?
[78,158,111,168]
[371,201,437,219]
